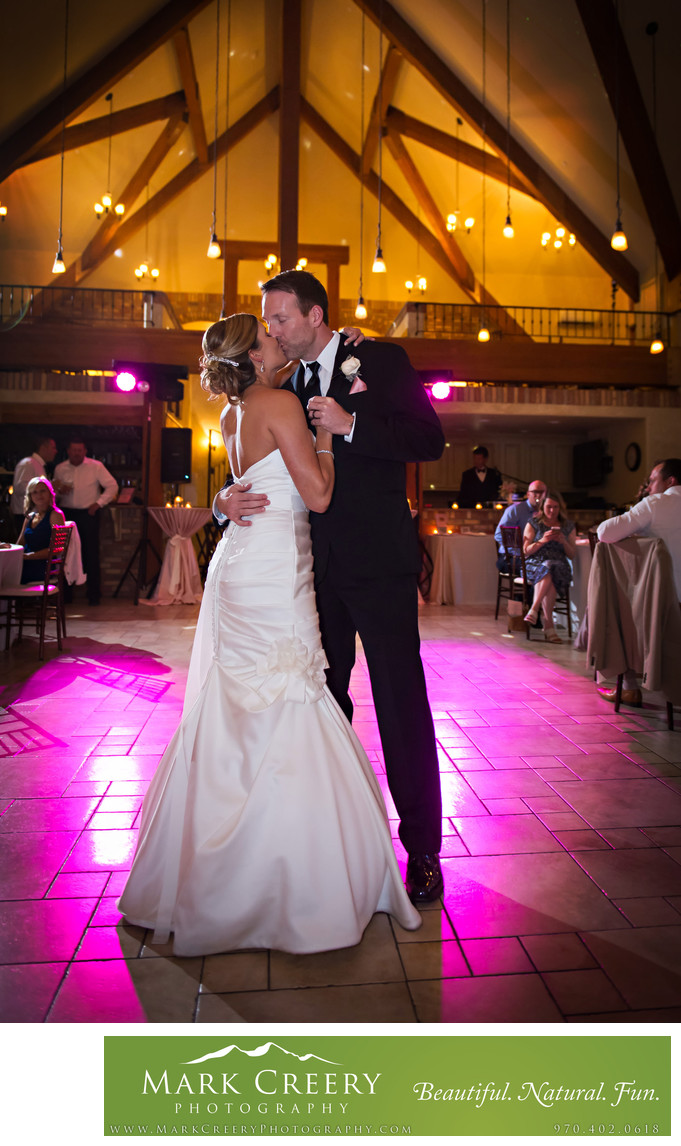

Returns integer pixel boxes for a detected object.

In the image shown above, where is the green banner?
[104,1035,670,1137]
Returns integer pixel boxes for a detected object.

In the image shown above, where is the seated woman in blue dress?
[17,476,66,583]
[522,489,576,644]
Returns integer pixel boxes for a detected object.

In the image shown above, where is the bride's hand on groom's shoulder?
[341,327,373,345]
[216,481,270,527]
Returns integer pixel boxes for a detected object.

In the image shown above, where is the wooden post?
[279,0,301,270]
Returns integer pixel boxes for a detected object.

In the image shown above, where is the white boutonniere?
[340,355,367,393]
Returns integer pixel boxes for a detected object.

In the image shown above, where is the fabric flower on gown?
[257,635,327,702]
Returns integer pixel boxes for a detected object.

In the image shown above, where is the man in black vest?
[216,270,446,903]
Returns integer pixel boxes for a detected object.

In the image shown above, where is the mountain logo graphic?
[182,1042,342,1066]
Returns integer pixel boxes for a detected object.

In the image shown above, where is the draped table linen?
[423,533,498,605]
[0,545,23,589]
[143,507,213,605]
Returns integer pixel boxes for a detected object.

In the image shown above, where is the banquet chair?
[495,526,529,620]
[0,524,73,658]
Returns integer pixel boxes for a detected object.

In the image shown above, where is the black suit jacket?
[459,465,502,508]
[286,339,445,582]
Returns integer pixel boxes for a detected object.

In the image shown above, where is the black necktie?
[302,361,321,404]
[300,361,321,429]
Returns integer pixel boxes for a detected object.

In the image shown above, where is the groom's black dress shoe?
[406,853,444,904]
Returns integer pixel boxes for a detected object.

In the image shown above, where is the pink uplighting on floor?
[1,604,680,1023]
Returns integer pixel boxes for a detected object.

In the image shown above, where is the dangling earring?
[260,362,265,373]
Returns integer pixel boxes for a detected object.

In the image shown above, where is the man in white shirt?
[53,435,118,605]
[595,457,681,705]
[494,480,547,571]
[11,436,57,532]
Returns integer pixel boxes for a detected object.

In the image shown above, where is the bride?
[118,312,421,955]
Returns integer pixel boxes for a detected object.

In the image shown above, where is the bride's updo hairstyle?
[200,313,260,404]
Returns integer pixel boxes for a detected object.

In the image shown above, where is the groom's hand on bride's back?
[214,481,270,528]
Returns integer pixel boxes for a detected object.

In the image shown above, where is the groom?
[217,270,445,903]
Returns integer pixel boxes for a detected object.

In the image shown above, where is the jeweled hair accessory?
[207,353,239,367]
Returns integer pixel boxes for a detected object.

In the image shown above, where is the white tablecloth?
[423,533,498,605]
[571,538,593,624]
[64,521,86,586]
[142,507,213,605]
[0,545,23,589]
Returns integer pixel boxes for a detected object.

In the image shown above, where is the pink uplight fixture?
[115,371,137,392]
[431,381,451,400]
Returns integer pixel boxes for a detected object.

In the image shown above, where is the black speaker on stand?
[111,364,189,604]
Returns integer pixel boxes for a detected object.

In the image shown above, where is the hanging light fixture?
[646,21,664,355]
[372,18,386,273]
[502,0,514,239]
[477,0,490,343]
[541,225,576,250]
[0,202,7,220]
[52,0,70,274]
[207,0,222,259]
[94,93,124,217]
[446,117,474,235]
[355,11,368,320]
[610,0,628,251]
[134,185,159,279]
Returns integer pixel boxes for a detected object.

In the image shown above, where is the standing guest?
[459,445,502,507]
[53,435,118,605]
[217,269,446,904]
[494,480,547,571]
[17,477,65,583]
[11,436,57,534]
[522,490,576,643]
[594,458,681,705]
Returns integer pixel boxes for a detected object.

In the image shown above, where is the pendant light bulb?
[503,215,514,239]
[611,220,628,251]
[372,246,386,273]
[207,233,221,259]
[477,325,490,343]
[355,296,367,321]
[649,335,664,355]
[52,247,66,274]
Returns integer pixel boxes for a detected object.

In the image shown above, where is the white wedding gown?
[118,425,421,955]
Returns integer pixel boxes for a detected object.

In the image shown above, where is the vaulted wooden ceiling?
[1,0,679,315]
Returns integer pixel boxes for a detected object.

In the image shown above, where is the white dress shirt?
[300,331,356,441]
[597,486,681,600]
[11,453,46,514]
[53,457,119,510]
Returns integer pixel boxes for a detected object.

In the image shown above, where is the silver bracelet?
[316,449,334,457]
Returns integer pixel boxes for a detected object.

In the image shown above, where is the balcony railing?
[388,301,673,347]
[0,284,182,330]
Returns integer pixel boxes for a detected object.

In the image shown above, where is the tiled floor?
[1,597,681,1024]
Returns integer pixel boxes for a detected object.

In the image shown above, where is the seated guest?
[494,479,547,571]
[522,490,576,643]
[459,446,502,507]
[17,476,65,583]
[594,457,681,705]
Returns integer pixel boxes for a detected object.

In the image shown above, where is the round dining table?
[141,507,213,605]
[422,532,499,605]
[0,544,24,589]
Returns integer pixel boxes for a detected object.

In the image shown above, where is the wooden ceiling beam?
[57,88,278,288]
[0,0,213,185]
[279,0,301,269]
[353,0,640,301]
[88,89,280,273]
[384,127,475,293]
[574,0,681,280]
[386,128,526,335]
[301,96,520,328]
[361,44,402,178]
[19,93,188,167]
[172,29,208,165]
[386,106,536,200]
